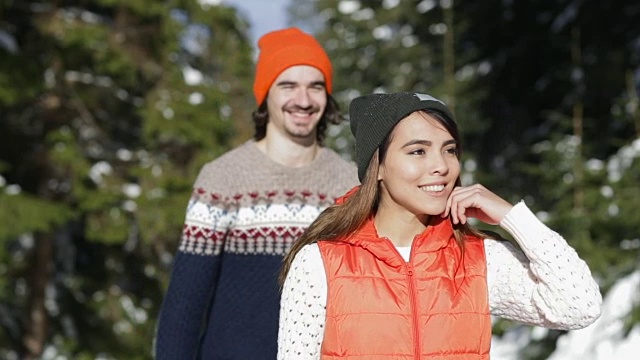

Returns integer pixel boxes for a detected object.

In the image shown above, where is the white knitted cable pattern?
[277,202,602,360]
[277,247,326,360]
[492,201,602,327]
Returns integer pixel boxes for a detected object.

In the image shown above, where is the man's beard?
[285,124,316,139]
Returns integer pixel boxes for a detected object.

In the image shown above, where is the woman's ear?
[377,163,384,181]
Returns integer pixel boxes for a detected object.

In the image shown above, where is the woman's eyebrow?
[402,139,431,148]
[401,139,457,148]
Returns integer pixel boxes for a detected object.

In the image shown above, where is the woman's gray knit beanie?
[349,92,456,182]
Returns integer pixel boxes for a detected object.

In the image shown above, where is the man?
[155,27,358,359]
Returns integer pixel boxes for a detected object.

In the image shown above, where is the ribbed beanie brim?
[253,27,333,106]
[349,92,456,181]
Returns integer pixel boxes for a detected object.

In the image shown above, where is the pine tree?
[0,0,253,358]
[289,0,640,358]
[288,0,488,163]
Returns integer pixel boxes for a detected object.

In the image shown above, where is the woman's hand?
[442,184,514,225]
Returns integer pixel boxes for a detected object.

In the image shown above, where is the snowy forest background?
[0,0,639,359]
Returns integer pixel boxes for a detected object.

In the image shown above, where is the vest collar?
[342,215,456,268]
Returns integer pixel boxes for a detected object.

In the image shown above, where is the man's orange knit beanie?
[253,27,333,106]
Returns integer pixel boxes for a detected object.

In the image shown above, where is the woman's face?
[377,111,460,220]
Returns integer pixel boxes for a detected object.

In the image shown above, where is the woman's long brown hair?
[279,109,490,287]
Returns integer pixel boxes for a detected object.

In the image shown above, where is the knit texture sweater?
[278,202,603,360]
[156,141,358,360]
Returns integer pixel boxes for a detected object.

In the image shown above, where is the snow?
[121,183,141,198]
[491,270,640,359]
[547,270,640,360]
[4,184,22,195]
[89,161,113,184]
[607,138,640,182]
[0,29,18,54]
[182,66,204,86]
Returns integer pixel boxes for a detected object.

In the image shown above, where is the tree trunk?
[22,232,54,359]
[443,0,455,113]
[626,70,640,138]
[571,27,584,213]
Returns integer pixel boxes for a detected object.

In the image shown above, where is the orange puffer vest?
[317,216,491,360]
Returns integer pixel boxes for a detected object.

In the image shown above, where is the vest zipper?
[406,261,420,359]
[384,237,422,359]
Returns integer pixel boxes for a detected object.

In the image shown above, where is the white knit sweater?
[277,202,602,360]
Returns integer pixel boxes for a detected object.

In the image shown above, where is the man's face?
[265,65,327,142]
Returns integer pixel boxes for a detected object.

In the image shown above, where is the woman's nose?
[429,154,449,175]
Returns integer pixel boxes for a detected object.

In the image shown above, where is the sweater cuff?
[499,200,551,253]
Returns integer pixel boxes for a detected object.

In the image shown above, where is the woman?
[278,92,602,360]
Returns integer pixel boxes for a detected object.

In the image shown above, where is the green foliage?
[0,193,74,241]
[0,0,253,357]
[0,54,43,106]
[295,0,447,97]
[526,134,640,284]
[298,0,640,358]
[290,0,491,164]
[1,0,638,358]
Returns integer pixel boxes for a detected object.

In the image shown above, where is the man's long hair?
[251,93,342,145]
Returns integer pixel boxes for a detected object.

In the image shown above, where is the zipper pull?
[406,263,414,276]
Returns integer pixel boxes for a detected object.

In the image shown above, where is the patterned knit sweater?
[155,141,358,360]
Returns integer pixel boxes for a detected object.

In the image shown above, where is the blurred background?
[0,0,638,359]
